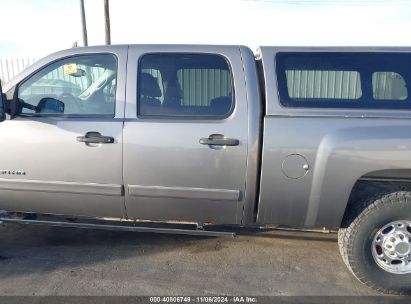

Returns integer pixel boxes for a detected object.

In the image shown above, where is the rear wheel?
[338,191,411,295]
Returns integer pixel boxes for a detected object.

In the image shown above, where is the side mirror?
[0,80,6,122]
[36,97,65,114]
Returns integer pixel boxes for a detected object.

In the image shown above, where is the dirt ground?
[0,224,377,296]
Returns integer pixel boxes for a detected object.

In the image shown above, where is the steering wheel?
[59,93,82,114]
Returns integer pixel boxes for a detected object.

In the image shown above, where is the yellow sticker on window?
[63,64,77,75]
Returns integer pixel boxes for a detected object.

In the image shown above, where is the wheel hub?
[396,242,410,256]
[372,220,411,274]
[382,231,410,257]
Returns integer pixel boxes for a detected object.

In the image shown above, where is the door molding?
[128,185,240,201]
[0,178,122,196]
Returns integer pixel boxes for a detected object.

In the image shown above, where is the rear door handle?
[199,135,239,146]
[77,132,115,144]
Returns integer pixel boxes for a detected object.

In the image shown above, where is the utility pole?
[79,0,88,46]
[104,0,111,45]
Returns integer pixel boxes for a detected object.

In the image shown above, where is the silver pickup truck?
[0,45,410,294]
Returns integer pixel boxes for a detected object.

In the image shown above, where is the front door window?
[18,54,117,116]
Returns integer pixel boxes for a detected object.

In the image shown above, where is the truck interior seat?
[140,73,162,104]
[164,79,183,108]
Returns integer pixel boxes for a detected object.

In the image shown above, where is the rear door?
[123,45,249,224]
[0,48,127,218]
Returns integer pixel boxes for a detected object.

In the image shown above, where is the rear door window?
[138,54,233,118]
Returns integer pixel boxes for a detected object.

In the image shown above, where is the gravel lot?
[0,223,376,296]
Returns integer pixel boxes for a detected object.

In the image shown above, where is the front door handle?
[77,132,115,144]
[199,135,239,146]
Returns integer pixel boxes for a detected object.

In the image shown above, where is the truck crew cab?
[0,45,410,294]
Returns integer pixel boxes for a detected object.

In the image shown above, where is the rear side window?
[138,54,233,118]
[286,70,361,100]
[276,52,411,109]
[372,72,407,100]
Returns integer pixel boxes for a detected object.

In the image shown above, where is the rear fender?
[306,125,411,227]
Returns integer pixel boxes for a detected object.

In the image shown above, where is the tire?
[338,191,411,295]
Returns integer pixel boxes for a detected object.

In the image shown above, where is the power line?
[243,0,411,6]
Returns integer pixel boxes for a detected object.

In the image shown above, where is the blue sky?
[1,0,411,59]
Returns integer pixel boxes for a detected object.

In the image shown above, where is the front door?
[123,46,249,224]
[0,53,125,218]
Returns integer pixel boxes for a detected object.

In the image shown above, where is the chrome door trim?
[0,178,122,196]
[128,185,241,201]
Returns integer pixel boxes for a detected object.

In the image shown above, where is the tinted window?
[138,54,233,118]
[277,52,411,109]
[286,70,361,99]
[18,54,117,116]
[372,72,407,100]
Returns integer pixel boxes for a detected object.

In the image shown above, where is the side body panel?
[259,117,411,228]
[257,46,411,228]
[0,46,128,218]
